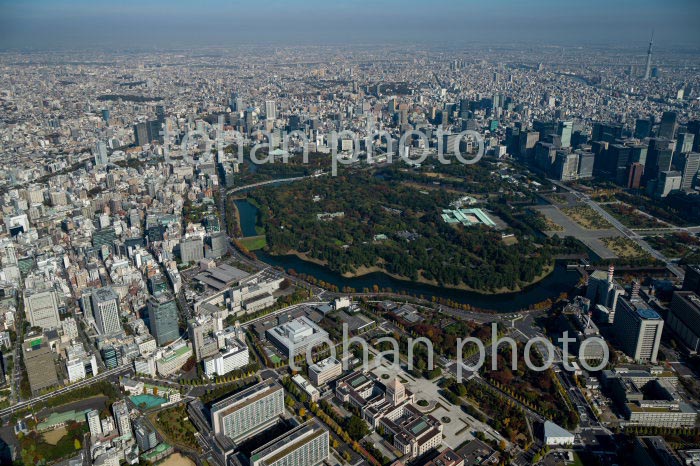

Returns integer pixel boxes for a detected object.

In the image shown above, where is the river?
[234,198,580,312]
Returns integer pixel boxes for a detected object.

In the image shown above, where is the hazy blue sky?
[1,0,698,50]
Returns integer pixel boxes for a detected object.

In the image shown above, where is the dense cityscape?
[1,2,700,466]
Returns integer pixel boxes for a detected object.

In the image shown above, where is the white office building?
[91,287,122,335]
[308,357,342,386]
[86,409,102,439]
[112,400,132,438]
[614,297,664,363]
[203,340,250,378]
[266,316,330,357]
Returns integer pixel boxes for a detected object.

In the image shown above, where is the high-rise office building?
[230,92,241,111]
[644,138,673,185]
[682,265,700,294]
[634,437,684,466]
[211,379,285,441]
[133,122,149,146]
[675,133,695,156]
[94,141,108,166]
[613,297,664,363]
[554,151,579,181]
[188,314,223,361]
[558,120,573,148]
[147,293,180,346]
[687,120,700,152]
[91,287,122,335]
[24,286,60,329]
[22,336,59,395]
[634,118,652,140]
[592,121,623,143]
[86,410,102,439]
[112,400,132,438]
[179,237,204,263]
[607,144,631,184]
[249,419,329,466]
[533,120,558,140]
[667,291,700,353]
[627,162,645,189]
[654,170,682,198]
[630,144,648,165]
[676,152,700,191]
[658,111,678,140]
[135,420,158,452]
[518,131,540,159]
[265,100,276,120]
[577,151,595,179]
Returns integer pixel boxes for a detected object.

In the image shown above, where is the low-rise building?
[543,421,575,446]
[292,374,320,402]
[155,343,192,376]
[308,357,342,386]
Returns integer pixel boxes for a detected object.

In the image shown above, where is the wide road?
[550,180,685,279]
[0,365,132,418]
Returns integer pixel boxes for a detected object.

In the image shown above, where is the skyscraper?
[613,297,663,363]
[643,31,653,80]
[667,292,700,353]
[133,122,149,146]
[94,141,108,166]
[229,91,239,111]
[147,293,180,346]
[91,287,122,335]
[687,120,700,152]
[675,133,695,156]
[554,151,579,181]
[677,152,700,191]
[634,118,652,140]
[265,100,276,120]
[644,138,673,185]
[627,162,645,189]
[654,170,682,198]
[658,111,678,140]
[558,120,574,148]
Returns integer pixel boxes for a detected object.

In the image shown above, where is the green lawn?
[239,235,267,251]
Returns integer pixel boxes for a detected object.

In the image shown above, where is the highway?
[0,365,132,418]
[225,172,326,196]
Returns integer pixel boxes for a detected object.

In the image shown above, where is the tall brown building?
[628,162,645,189]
